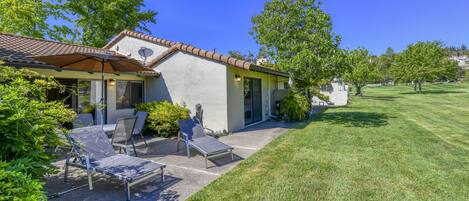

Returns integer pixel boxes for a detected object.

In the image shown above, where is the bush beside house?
[0,65,76,200]
[279,90,310,121]
[136,101,190,138]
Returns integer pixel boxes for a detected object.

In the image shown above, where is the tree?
[377,47,397,85]
[0,0,64,38]
[250,0,342,92]
[447,44,469,57]
[227,50,257,63]
[58,0,157,47]
[228,47,279,68]
[392,41,458,93]
[461,44,467,51]
[343,48,380,96]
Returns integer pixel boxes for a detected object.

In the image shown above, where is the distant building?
[451,55,469,70]
[313,78,349,107]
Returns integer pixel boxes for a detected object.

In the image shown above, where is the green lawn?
[189,83,469,201]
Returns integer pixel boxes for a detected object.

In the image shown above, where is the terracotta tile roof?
[105,30,289,77]
[0,32,113,67]
[104,29,176,49]
[0,32,159,76]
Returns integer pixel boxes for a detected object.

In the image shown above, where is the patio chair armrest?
[203,127,216,137]
[178,132,189,140]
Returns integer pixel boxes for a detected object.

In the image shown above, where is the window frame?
[115,80,145,110]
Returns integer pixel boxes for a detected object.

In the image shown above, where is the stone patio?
[46,121,296,201]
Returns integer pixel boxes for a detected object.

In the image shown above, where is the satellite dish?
[138,47,154,64]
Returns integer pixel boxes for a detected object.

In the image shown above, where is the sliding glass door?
[47,79,106,124]
[47,79,77,109]
[244,77,262,125]
[77,80,106,124]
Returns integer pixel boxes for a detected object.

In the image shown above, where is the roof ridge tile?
[103,29,288,77]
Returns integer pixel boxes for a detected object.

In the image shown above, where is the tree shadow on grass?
[400,90,466,95]
[360,96,400,101]
[317,112,390,127]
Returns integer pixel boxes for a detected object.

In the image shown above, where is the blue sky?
[143,0,468,55]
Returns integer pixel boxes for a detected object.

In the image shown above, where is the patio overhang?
[4,61,160,77]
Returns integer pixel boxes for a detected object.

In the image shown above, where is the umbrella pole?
[101,60,105,127]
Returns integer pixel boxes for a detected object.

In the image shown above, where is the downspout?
[268,74,271,117]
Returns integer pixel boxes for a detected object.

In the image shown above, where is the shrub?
[0,161,46,201]
[310,87,330,102]
[135,101,160,112]
[317,93,330,102]
[136,101,190,137]
[82,103,96,113]
[279,90,310,121]
[0,65,76,178]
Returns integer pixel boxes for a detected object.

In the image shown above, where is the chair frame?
[177,119,234,168]
[111,116,138,156]
[132,111,149,147]
[64,127,165,201]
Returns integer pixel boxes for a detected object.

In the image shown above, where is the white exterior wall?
[227,67,288,131]
[146,52,229,132]
[319,81,349,106]
[108,36,230,131]
[107,36,169,64]
[106,35,289,132]
[28,68,146,124]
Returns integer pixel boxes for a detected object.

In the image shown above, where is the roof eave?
[4,61,160,77]
[249,64,289,78]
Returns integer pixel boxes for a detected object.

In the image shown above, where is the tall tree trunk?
[355,84,363,96]
[413,81,417,91]
[418,80,423,93]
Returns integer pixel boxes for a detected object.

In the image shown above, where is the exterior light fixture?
[109,79,116,86]
[235,74,241,82]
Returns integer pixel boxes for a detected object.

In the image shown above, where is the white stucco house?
[0,30,289,132]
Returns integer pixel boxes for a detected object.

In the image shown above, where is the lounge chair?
[177,118,234,168]
[65,126,165,201]
[132,111,149,146]
[72,113,94,128]
[111,116,138,156]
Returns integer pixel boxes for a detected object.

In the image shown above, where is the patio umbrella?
[32,52,149,126]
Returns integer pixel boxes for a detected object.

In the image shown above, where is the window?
[277,81,290,90]
[77,80,104,113]
[283,82,290,90]
[116,80,144,109]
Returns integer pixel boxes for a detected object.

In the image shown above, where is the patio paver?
[45,121,296,201]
